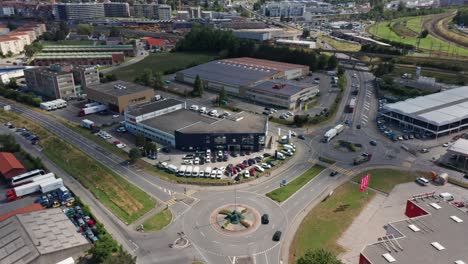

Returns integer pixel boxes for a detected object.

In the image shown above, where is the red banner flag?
[360,174,371,192]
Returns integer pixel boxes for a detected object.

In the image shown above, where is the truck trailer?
[81,119,96,129]
[40,102,52,111]
[78,105,107,117]
[40,178,64,193]
[323,124,345,142]
[84,102,101,108]
[6,177,60,202]
[348,98,356,113]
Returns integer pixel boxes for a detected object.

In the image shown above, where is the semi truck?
[81,119,96,129]
[323,124,345,142]
[348,98,356,113]
[6,177,63,202]
[84,102,101,108]
[353,153,372,165]
[78,105,107,117]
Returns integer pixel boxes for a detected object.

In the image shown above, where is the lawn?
[42,40,97,46]
[0,109,155,224]
[319,35,361,52]
[368,16,468,57]
[113,52,217,81]
[266,165,326,202]
[352,168,421,193]
[142,208,172,231]
[290,183,376,262]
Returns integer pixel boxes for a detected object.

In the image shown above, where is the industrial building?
[124,99,268,151]
[176,57,313,109]
[360,196,468,264]
[25,64,100,99]
[261,2,306,17]
[131,3,172,20]
[246,81,319,110]
[382,86,468,138]
[86,81,155,113]
[232,28,297,41]
[276,39,316,49]
[331,30,391,47]
[0,152,26,179]
[103,2,130,17]
[41,45,136,57]
[0,67,25,84]
[0,208,91,264]
[33,52,125,66]
[53,3,105,20]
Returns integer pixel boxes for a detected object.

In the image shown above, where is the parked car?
[416,177,430,186]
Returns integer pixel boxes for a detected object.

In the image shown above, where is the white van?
[204,167,212,178]
[439,192,454,201]
[185,166,193,177]
[276,152,286,160]
[199,107,207,114]
[190,105,199,111]
[416,177,429,186]
[178,165,186,176]
[283,144,296,152]
[167,164,178,174]
[211,168,217,179]
[193,167,200,177]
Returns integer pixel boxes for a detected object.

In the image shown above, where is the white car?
[353,74,357,78]
[112,114,120,118]
[254,165,264,172]
[211,168,217,178]
[442,143,449,147]
[244,170,250,178]
[190,105,199,111]
[116,143,126,149]
[194,157,200,165]
[199,171,204,177]
[216,170,222,179]
[199,107,207,113]
[261,163,271,169]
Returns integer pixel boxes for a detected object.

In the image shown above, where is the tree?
[42,32,54,41]
[24,42,43,57]
[318,54,329,70]
[143,141,157,157]
[153,72,164,90]
[87,232,119,263]
[135,134,146,147]
[128,148,142,163]
[302,28,310,38]
[327,55,338,70]
[8,78,18,89]
[337,65,345,76]
[192,75,204,97]
[397,1,406,12]
[138,69,154,86]
[109,26,121,38]
[204,0,209,9]
[102,246,136,264]
[6,51,13,58]
[219,87,227,101]
[297,249,343,264]
[76,24,94,36]
[419,29,429,38]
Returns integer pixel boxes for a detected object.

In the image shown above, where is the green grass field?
[290,183,376,262]
[319,35,361,52]
[113,52,217,81]
[266,165,325,202]
[142,208,172,231]
[352,169,419,193]
[0,110,155,224]
[369,16,468,57]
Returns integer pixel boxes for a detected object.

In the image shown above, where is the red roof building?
[0,152,26,179]
[142,37,168,49]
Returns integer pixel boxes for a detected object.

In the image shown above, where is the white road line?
[200,231,205,237]
[265,252,270,264]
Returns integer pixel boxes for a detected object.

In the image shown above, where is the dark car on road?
[330,171,338,177]
[273,231,282,241]
[298,134,305,140]
[370,140,377,146]
[261,214,269,224]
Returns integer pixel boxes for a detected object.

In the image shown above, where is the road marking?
[402,162,412,168]
[165,198,177,206]
[186,189,198,196]
[200,231,205,237]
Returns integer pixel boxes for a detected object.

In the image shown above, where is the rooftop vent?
[431,242,445,251]
[450,215,463,223]
[430,203,441,209]
[408,224,420,232]
[382,253,395,263]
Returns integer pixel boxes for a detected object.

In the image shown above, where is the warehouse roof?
[0,152,25,179]
[248,80,317,96]
[361,199,468,264]
[383,86,468,126]
[0,208,90,264]
[42,45,134,51]
[225,57,309,72]
[34,52,123,59]
[447,138,468,156]
[87,81,153,97]
[141,109,217,134]
[126,98,184,116]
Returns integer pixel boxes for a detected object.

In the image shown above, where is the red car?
[113,140,121,145]
[452,201,465,208]
[249,167,256,177]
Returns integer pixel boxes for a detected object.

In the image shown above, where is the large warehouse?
[382,86,468,137]
[86,81,155,113]
[175,57,314,109]
[124,99,268,151]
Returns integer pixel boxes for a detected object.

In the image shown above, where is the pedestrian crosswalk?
[329,164,354,177]
[165,198,177,206]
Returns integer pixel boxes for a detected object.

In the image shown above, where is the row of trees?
[361,44,408,55]
[24,42,43,57]
[134,69,165,90]
[99,73,118,83]
[128,134,159,163]
[175,24,339,71]
[453,8,468,25]
[0,82,42,107]
[363,4,446,20]
[377,75,429,98]
[42,22,70,41]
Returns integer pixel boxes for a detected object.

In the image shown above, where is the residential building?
[133,4,157,19]
[0,23,45,55]
[261,2,305,17]
[53,3,105,20]
[86,81,155,113]
[0,208,91,264]
[157,5,172,20]
[25,64,100,99]
[0,152,26,179]
[104,2,130,17]
[0,6,15,17]
[177,11,190,20]
[124,99,268,151]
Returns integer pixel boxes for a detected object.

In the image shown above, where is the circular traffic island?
[211,204,260,235]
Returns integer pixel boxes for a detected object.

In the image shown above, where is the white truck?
[78,105,107,117]
[81,119,96,129]
[54,99,67,108]
[323,124,345,142]
[32,173,56,183]
[178,165,186,176]
[6,177,62,202]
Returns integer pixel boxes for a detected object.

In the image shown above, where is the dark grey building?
[104,2,130,17]
[53,3,105,20]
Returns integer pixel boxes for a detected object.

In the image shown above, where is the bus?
[10,169,45,187]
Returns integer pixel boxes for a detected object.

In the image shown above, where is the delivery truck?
[81,119,96,129]
[6,177,62,202]
[78,105,107,117]
[323,124,345,142]
[40,102,53,111]
[348,98,356,113]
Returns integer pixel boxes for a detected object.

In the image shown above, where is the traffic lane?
[1,100,177,200]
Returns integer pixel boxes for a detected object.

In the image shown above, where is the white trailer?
[78,104,107,117]
[32,173,56,183]
[178,165,186,176]
[81,119,96,129]
[334,124,345,134]
[84,102,101,108]
[167,164,178,174]
[40,178,64,193]
[193,167,200,177]
[53,99,67,108]
[185,166,193,177]
[13,177,57,197]
[323,128,338,142]
[40,102,52,111]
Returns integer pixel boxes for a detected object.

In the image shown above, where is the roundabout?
[182,190,288,258]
